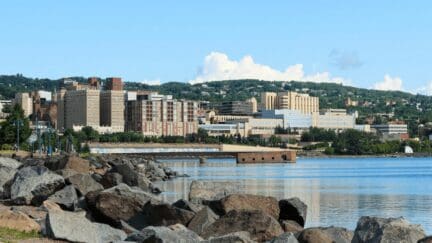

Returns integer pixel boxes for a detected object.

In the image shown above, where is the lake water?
[155,157,432,233]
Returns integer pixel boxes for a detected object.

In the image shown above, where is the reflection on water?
[153,157,432,233]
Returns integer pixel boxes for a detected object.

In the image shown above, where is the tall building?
[126,94,198,136]
[88,77,100,90]
[260,91,319,114]
[100,90,125,132]
[105,77,123,91]
[218,101,255,115]
[64,89,100,129]
[13,93,33,117]
[56,89,67,130]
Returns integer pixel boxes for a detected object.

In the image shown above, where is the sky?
[1,1,432,94]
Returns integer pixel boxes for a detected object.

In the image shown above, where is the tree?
[0,104,31,148]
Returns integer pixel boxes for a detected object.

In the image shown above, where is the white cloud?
[189,52,350,84]
[141,79,161,86]
[415,81,432,96]
[329,49,363,70]
[373,75,403,91]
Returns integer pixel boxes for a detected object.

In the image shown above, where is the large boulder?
[270,232,299,243]
[280,220,304,233]
[0,157,21,198]
[352,216,426,243]
[202,231,254,243]
[66,173,103,196]
[297,227,353,243]
[47,185,78,210]
[88,183,160,225]
[189,180,242,203]
[10,166,65,205]
[0,208,41,232]
[188,206,219,235]
[138,202,195,228]
[172,199,204,213]
[419,236,432,243]
[127,224,202,242]
[45,155,90,173]
[201,209,284,242]
[218,194,280,219]
[100,172,123,189]
[45,202,126,243]
[279,197,308,227]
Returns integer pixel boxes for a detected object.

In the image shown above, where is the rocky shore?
[0,154,430,243]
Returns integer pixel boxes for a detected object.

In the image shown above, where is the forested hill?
[2,74,432,124]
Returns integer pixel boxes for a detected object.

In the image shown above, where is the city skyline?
[1,1,432,94]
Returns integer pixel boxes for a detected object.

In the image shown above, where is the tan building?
[246,97,258,113]
[312,109,356,130]
[56,89,67,130]
[13,93,33,117]
[260,91,319,114]
[64,89,100,129]
[127,97,198,136]
[100,90,125,132]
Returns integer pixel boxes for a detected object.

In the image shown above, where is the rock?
[100,172,123,188]
[172,199,204,213]
[419,236,432,243]
[10,166,65,205]
[203,231,254,243]
[189,180,242,203]
[0,209,41,232]
[66,173,103,196]
[270,232,299,243]
[88,183,160,225]
[57,169,79,179]
[48,185,78,210]
[279,197,308,227]
[352,216,426,243]
[45,155,90,173]
[219,194,280,219]
[139,202,195,228]
[297,227,353,243]
[127,225,201,242]
[11,205,47,221]
[0,157,21,198]
[280,220,304,233]
[45,206,126,243]
[112,163,138,186]
[201,209,284,242]
[188,206,219,235]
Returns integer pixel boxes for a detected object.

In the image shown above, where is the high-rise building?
[64,89,100,129]
[105,77,123,91]
[260,91,319,114]
[88,77,100,90]
[100,90,125,132]
[218,101,255,115]
[126,95,198,136]
[13,93,33,117]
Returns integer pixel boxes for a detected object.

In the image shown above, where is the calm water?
[154,157,432,233]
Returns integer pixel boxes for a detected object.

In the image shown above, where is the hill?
[1,74,432,134]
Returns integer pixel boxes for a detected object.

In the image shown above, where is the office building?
[64,89,100,129]
[105,77,123,91]
[0,100,12,119]
[100,90,125,132]
[371,123,408,135]
[261,109,313,129]
[218,101,256,115]
[260,91,319,114]
[13,93,33,117]
[313,109,356,130]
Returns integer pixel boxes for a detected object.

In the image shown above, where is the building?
[246,97,258,113]
[218,101,256,115]
[260,91,319,114]
[200,117,283,137]
[313,109,356,130]
[199,123,247,137]
[105,77,123,91]
[0,100,12,119]
[88,77,100,90]
[126,94,198,136]
[371,123,409,141]
[13,93,33,117]
[100,90,125,132]
[261,109,313,129]
[64,89,100,129]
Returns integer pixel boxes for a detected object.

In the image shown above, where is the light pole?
[12,119,23,151]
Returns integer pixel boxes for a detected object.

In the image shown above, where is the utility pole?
[13,119,23,151]
[36,117,41,155]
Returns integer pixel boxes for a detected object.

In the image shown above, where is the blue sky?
[1,1,431,93]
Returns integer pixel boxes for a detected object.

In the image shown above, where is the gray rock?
[270,232,299,243]
[127,225,201,243]
[279,197,307,227]
[172,199,204,213]
[280,220,303,233]
[100,172,123,188]
[419,236,432,243]
[88,183,160,226]
[352,216,426,243]
[138,202,195,228]
[189,180,242,203]
[67,173,103,196]
[202,231,254,243]
[201,209,284,242]
[0,157,21,198]
[188,206,219,235]
[45,206,126,243]
[10,166,65,205]
[48,185,78,210]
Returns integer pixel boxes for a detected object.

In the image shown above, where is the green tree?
[0,104,32,148]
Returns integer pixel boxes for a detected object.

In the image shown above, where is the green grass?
[0,227,40,243]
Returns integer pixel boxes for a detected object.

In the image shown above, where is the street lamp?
[12,119,23,151]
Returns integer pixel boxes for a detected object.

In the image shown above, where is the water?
[154,157,432,233]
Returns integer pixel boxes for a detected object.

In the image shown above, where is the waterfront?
[155,157,432,233]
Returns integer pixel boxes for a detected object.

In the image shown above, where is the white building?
[313,109,356,130]
[261,109,313,129]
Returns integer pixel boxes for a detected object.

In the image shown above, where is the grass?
[0,227,40,243]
